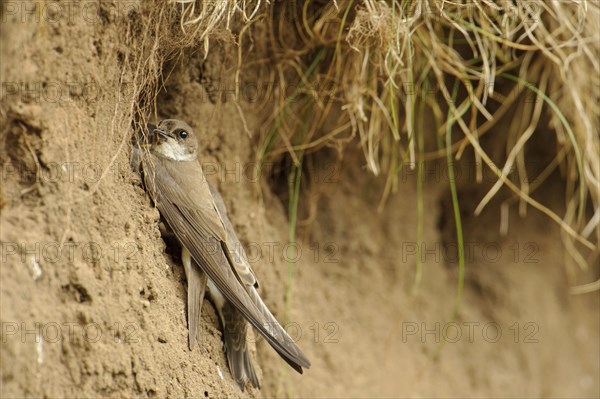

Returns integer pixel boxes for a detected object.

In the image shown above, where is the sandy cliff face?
[1,2,598,398]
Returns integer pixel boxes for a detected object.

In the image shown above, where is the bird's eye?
[178,130,188,139]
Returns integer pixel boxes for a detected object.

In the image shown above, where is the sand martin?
[133,119,310,390]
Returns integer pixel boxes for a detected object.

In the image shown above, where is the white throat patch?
[154,139,196,161]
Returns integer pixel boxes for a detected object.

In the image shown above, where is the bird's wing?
[144,159,227,242]
[208,183,260,288]
[208,183,311,373]
[143,156,310,371]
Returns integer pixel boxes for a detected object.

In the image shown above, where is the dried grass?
[258,0,599,278]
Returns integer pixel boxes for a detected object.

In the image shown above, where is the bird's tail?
[222,300,260,390]
[182,250,208,350]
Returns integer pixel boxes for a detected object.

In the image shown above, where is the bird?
[132,119,310,390]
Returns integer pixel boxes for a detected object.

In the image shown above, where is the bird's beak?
[153,128,172,140]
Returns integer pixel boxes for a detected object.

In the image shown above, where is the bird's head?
[151,119,198,161]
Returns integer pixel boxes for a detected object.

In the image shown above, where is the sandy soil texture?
[1,2,598,398]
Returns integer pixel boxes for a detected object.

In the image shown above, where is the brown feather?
[142,153,311,372]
